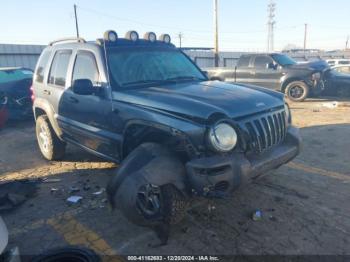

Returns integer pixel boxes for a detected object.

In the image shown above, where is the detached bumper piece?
[186,126,301,197]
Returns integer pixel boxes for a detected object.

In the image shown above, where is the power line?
[76,5,302,37]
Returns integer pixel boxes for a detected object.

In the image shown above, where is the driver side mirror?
[266,62,277,70]
[72,79,94,95]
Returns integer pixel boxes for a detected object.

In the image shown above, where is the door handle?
[68,97,79,104]
[43,89,51,95]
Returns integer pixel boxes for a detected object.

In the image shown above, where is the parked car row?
[206,53,350,101]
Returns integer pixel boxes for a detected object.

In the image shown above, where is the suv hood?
[113,81,284,121]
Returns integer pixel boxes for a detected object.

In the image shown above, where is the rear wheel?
[36,115,66,160]
[285,81,309,102]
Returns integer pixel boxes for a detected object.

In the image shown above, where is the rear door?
[58,50,115,158]
[235,55,254,84]
[45,49,73,117]
[252,55,283,89]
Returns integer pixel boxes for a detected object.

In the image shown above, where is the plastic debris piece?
[67,196,82,204]
[322,101,338,109]
[50,188,59,193]
[92,188,105,195]
[43,178,61,183]
[69,186,80,193]
[252,210,262,221]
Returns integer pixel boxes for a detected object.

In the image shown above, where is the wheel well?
[122,124,189,161]
[34,107,46,120]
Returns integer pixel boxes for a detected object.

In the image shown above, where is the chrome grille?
[244,110,287,153]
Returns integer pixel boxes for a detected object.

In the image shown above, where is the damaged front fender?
[106,143,187,210]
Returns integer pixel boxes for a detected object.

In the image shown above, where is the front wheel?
[36,115,66,160]
[285,81,309,102]
[109,143,189,227]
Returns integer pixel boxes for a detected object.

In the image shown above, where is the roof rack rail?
[49,37,86,46]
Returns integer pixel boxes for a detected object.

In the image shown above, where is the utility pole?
[178,32,183,48]
[267,0,276,52]
[346,35,349,50]
[74,4,80,38]
[304,23,308,52]
[213,0,219,67]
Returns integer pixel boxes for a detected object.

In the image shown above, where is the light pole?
[214,0,219,67]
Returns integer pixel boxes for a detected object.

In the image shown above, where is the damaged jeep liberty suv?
[32,30,301,227]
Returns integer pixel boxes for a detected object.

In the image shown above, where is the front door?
[252,55,283,90]
[58,50,117,159]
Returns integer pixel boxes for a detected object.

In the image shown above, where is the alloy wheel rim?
[136,184,161,216]
[39,124,50,153]
[289,85,304,99]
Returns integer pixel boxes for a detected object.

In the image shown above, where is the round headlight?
[125,30,139,42]
[159,34,171,44]
[284,103,291,124]
[103,30,118,42]
[144,32,157,42]
[209,123,237,152]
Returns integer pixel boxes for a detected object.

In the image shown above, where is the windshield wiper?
[122,79,171,87]
[166,76,205,82]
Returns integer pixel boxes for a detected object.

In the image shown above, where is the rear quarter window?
[237,56,251,68]
[34,49,52,83]
[48,50,72,87]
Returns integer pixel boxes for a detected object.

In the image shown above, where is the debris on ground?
[322,101,338,109]
[50,188,59,193]
[92,188,105,196]
[69,186,80,193]
[66,196,82,204]
[42,178,61,183]
[252,210,262,221]
[0,179,39,212]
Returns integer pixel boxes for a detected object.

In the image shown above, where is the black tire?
[31,246,101,262]
[109,143,188,227]
[285,81,309,102]
[161,184,188,225]
[36,115,66,160]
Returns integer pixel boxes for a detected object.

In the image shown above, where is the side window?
[254,56,273,69]
[48,50,72,87]
[34,49,51,83]
[72,51,100,85]
[237,56,251,68]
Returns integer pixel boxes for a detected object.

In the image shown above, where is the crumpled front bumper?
[186,126,301,197]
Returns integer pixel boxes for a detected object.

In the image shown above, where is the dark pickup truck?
[206,53,329,101]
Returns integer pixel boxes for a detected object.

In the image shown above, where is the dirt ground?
[0,98,350,259]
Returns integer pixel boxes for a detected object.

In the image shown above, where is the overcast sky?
[1,0,349,51]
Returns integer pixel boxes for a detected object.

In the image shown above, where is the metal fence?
[1,44,350,70]
[0,44,45,70]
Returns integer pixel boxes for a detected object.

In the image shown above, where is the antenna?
[74,4,80,38]
[267,0,276,52]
